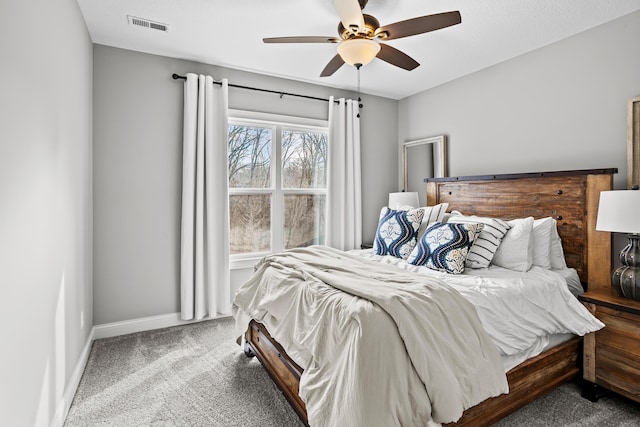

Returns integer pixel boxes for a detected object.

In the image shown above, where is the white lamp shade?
[388,192,420,210]
[336,39,381,66]
[596,190,640,233]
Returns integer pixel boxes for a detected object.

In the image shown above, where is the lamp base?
[612,234,640,300]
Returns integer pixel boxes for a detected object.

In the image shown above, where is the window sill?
[230,256,264,270]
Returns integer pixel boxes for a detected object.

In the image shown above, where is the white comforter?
[234,246,508,426]
[354,250,604,357]
[233,246,604,426]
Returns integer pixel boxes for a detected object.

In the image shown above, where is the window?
[228,111,328,266]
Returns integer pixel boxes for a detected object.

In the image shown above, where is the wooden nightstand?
[579,287,640,403]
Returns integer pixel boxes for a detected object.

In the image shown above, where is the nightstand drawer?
[596,344,640,397]
[596,308,640,357]
[581,291,640,403]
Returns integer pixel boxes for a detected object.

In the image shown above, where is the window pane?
[284,194,326,249]
[228,124,272,188]
[282,130,327,189]
[229,195,271,254]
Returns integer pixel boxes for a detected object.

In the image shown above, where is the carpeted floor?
[65,317,640,426]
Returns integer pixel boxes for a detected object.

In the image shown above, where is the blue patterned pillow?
[373,207,424,259]
[407,222,484,274]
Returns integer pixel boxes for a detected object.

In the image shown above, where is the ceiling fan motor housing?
[338,14,381,40]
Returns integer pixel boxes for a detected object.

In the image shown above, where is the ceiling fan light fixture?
[337,38,380,67]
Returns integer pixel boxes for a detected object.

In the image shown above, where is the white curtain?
[180,74,231,320]
[326,97,362,250]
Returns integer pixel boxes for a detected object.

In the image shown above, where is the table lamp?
[388,192,420,210]
[596,190,640,300]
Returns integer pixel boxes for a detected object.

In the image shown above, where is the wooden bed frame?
[243,168,616,426]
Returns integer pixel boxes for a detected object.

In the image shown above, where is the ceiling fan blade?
[320,54,345,77]
[376,43,419,71]
[263,36,340,44]
[376,11,461,41]
[334,0,365,32]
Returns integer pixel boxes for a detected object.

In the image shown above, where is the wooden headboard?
[425,168,616,290]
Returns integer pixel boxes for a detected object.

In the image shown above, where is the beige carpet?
[65,317,640,426]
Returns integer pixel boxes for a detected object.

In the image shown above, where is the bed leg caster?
[581,380,600,402]
[244,341,255,358]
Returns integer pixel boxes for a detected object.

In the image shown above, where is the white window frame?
[228,109,329,269]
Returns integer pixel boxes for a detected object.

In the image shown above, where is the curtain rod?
[172,73,338,104]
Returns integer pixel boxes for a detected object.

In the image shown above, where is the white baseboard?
[50,326,95,427]
[93,312,232,340]
[53,311,231,426]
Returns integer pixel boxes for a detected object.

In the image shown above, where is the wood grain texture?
[245,320,308,426]
[426,170,615,286]
[426,175,588,280]
[243,169,616,426]
[443,337,581,427]
[580,289,640,404]
[586,174,614,292]
[583,302,597,382]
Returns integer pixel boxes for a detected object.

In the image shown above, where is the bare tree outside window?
[284,194,325,248]
[228,118,327,257]
[228,125,271,188]
[228,124,272,254]
[282,129,327,248]
[229,194,271,254]
[282,130,327,189]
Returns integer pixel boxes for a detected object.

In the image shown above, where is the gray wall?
[93,45,398,324]
[399,10,640,192]
[0,0,93,425]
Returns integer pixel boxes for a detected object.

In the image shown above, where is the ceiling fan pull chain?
[356,64,362,118]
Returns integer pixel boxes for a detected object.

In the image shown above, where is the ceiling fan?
[263,0,461,77]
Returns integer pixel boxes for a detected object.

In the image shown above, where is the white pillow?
[532,217,555,269]
[447,214,511,269]
[550,221,568,269]
[492,217,535,272]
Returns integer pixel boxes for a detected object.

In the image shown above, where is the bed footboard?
[245,320,308,426]
[445,336,582,426]
[245,319,581,427]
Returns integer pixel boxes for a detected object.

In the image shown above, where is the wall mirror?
[402,135,447,205]
[628,96,640,189]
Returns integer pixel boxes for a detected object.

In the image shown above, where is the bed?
[234,168,616,426]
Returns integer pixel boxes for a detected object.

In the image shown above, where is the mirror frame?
[628,96,640,189]
[402,135,447,191]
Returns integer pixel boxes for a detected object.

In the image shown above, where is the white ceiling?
[77,0,640,100]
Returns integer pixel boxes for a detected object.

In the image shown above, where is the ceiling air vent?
[127,15,169,32]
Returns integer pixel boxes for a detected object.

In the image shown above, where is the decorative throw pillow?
[407,222,484,274]
[491,217,535,272]
[396,203,450,240]
[373,207,424,259]
[447,214,511,268]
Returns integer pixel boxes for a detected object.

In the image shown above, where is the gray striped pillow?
[417,203,450,240]
[447,214,511,268]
